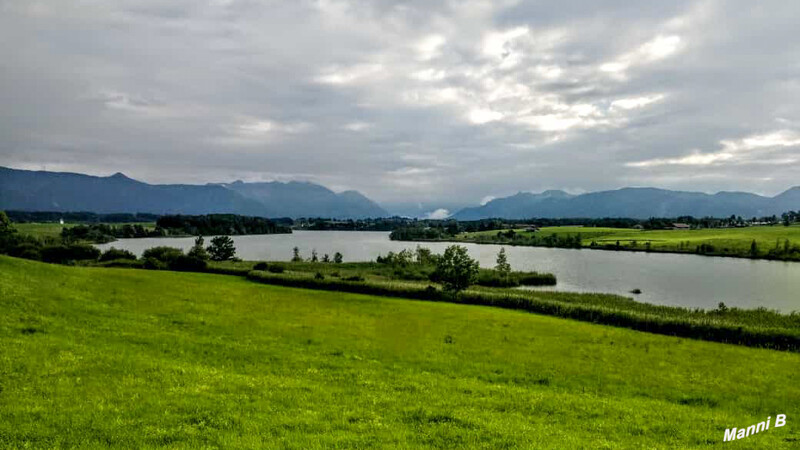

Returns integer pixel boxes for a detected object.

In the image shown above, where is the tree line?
[5,211,159,224]
[155,214,291,236]
[57,214,292,244]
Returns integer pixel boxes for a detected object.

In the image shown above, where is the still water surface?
[98,230,800,311]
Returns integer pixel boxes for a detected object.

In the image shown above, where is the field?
[462,226,632,241]
[1,256,799,448]
[11,223,69,240]
[457,225,800,259]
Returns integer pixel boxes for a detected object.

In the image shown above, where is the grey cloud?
[1,0,800,212]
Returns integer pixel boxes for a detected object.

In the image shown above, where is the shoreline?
[392,236,800,263]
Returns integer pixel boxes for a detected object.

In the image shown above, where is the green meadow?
[457,225,800,259]
[11,223,70,240]
[1,256,798,448]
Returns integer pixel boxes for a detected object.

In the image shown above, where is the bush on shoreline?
[99,247,137,262]
[40,244,101,264]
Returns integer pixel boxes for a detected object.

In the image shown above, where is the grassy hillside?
[456,225,800,259]
[1,256,798,448]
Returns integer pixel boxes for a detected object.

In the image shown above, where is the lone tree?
[333,251,343,264]
[188,236,210,261]
[0,211,13,235]
[435,245,479,295]
[291,246,303,262]
[207,235,236,261]
[749,240,759,257]
[495,247,511,282]
[311,249,319,262]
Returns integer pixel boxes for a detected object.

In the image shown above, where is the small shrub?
[342,275,365,282]
[40,244,100,264]
[169,255,208,272]
[515,272,557,286]
[187,236,210,261]
[143,257,166,270]
[99,259,143,269]
[142,246,183,264]
[253,262,268,271]
[8,241,42,260]
[476,270,519,288]
[99,247,137,262]
[291,246,303,262]
[267,264,285,273]
[314,272,325,280]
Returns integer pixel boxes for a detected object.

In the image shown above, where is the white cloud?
[238,120,275,135]
[480,195,495,205]
[469,108,503,124]
[610,94,665,110]
[600,35,683,78]
[721,130,800,152]
[626,151,734,168]
[534,65,563,79]
[226,118,313,143]
[388,166,435,177]
[627,130,800,168]
[600,62,629,73]
[425,208,450,219]
[417,35,446,61]
[314,64,384,85]
[640,35,682,60]
[343,121,372,131]
[411,69,447,81]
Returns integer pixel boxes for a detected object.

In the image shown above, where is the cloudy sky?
[2,0,799,216]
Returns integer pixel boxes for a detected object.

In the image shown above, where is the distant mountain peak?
[452,185,800,220]
[540,189,572,197]
[0,167,388,219]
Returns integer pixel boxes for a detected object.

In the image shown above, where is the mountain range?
[0,167,388,219]
[3,166,799,220]
[453,187,800,220]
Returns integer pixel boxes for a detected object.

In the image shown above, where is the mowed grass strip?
[1,256,798,448]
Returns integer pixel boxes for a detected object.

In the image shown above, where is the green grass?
[456,225,800,259]
[97,258,800,350]
[463,226,632,241]
[12,223,68,240]
[243,267,800,351]
[1,256,799,448]
[586,225,800,252]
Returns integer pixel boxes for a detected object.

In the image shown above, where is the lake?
[97,230,800,312]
